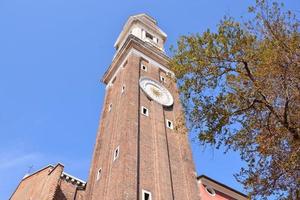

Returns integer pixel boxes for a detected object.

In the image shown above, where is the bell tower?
[85,14,200,200]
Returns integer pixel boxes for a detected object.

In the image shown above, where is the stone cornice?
[102,34,171,85]
[114,13,167,49]
[61,172,86,187]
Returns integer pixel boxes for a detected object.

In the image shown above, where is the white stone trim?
[62,172,86,185]
[106,48,174,89]
[106,53,130,90]
[139,76,174,107]
[114,13,167,48]
[132,49,174,76]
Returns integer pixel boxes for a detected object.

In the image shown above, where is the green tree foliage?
[170,1,300,199]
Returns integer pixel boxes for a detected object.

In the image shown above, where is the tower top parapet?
[114,13,167,52]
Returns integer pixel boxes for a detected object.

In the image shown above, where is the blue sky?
[0,0,299,199]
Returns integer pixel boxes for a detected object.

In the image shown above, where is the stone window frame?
[145,31,158,44]
[145,32,154,40]
[142,189,152,200]
[121,85,125,94]
[141,64,148,72]
[160,75,165,83]
[166,119,173,129]
[108,103,112,112]
[96,168,102,181]
[141,106,149,117]
[205,185,216,196]
[113,146,120,161]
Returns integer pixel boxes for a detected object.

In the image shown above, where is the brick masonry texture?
[85,38,201,199]
[10,164,85,200]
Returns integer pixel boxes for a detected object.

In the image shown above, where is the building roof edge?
[197,174,248,198]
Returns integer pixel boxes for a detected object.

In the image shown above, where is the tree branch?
[240,61,300,141]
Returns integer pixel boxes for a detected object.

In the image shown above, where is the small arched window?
[205,185,216,196]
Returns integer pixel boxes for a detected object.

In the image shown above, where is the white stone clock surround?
[139,76,174,107]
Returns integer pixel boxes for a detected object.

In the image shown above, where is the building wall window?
[141,106,149,116]
[166,119,173,129]
[96,168,102,181]
[113,146,120,161]
[205,186,216,196]
[142,189,152,200]
[108,103,112,112]
[141,64,147,72]
[121,85,125,94]
[145,32,153,40]
[145,32,158,44]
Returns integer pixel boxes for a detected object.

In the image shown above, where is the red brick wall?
[11,164,63,200]
[75,189,85,200]
[85,53,140,200]
[11,164,85,200]
[54,178,78,200]
[85,41,200,200]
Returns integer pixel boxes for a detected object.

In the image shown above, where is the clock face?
[139,76,174,107]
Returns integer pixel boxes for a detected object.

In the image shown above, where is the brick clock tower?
[85,14,200,200]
